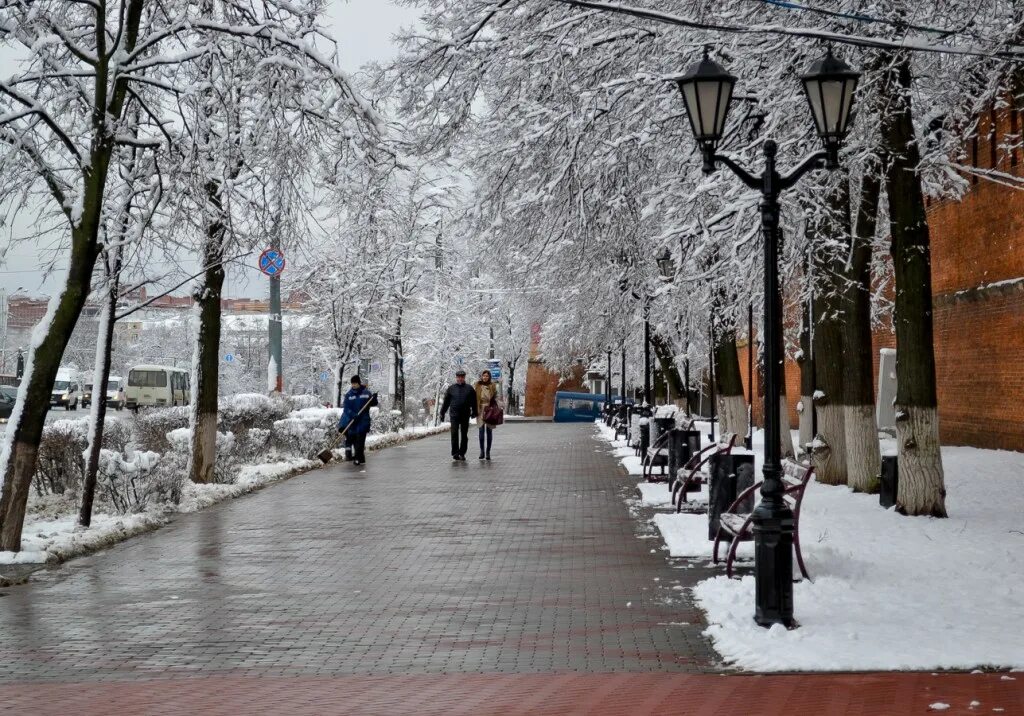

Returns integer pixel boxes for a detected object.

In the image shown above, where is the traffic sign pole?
[259,248,286,394]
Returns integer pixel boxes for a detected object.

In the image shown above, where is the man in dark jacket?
[338,375,378,466]
[439,369,477,460]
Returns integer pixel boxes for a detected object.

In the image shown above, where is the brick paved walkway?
[0,423,717,682]
[2,423,1021,715]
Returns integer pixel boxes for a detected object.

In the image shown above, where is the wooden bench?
[670,433,737,511]
[712,458,814,581]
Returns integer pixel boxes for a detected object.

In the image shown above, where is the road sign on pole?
[224,353,235,363]
[258,249,286,277]
[319,370,330,382]
[259,248,285,393]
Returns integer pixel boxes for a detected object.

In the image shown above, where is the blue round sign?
[319,370,330,382]
[259,249,286,277]
[224,353,234,363]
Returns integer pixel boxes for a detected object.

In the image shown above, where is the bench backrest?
[780,459,814,512]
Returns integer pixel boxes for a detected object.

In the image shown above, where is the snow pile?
[0,512,165,565]
[654,404,678,418]
[596,421,1024,671]
[695,447,1024,671]
[653,511,753,560]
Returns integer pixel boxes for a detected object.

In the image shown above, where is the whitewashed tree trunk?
[719,394,747,443]
[896,406,946,516]
[812,402,848,485]
[779,394,795,459]
[798,395,814,455]
[844,404,881,493]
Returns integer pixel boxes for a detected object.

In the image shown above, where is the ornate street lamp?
[801,48,859,168]
[656,248,676,281]
[674,48,860,629]
[676,49,736,174]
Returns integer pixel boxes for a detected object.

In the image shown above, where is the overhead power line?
[548,0,1024,64]
[750,0,971,39]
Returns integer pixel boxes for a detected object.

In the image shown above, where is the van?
[125,365,190,411]
[106,376,126,410]
[50,369,82,410]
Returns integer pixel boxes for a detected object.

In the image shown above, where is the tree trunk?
[714,329,748,440]
[882,53,947,517]
[394,310,406,415]
[810,183,850,486]
[0,231,102,550]
[843,166,883,493]
[797,298,815,454]
[650,332,684,403]
[778,382,795,459]
[188,181,226,485]
[80,249,121,527]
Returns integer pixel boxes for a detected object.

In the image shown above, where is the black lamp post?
[606,346,613,405]
[675,47,859,628]
[642,296,651,414]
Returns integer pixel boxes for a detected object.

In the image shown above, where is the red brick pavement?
[0,672,1021,715]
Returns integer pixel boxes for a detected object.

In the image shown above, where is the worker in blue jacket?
[338,375,378,465]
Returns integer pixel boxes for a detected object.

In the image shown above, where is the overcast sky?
[0,0,422,300]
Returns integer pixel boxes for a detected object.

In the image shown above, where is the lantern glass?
[656,249,675,280]
[801,50,859,141]
[676,55,736,144]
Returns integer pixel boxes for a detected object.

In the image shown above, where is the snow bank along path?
[0,424,448,569]
[596,420,1024,672]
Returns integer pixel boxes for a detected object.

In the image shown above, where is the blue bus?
[553,391,631,422]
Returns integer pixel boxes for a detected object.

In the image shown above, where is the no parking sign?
[258,248,286,277]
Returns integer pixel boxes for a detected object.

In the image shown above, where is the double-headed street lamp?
[675,47,859,628]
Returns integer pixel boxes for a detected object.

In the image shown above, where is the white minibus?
[125,365,190,410]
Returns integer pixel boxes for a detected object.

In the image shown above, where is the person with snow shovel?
[338,375,377,466]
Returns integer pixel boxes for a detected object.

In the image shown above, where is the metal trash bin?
[708,453,756,540]
[879,455,899,509]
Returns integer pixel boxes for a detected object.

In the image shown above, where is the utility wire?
[548,0,1024,64]
[749,0,972,39]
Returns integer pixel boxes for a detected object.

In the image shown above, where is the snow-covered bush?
[287,394,323,411]
[101,419,132,453]
[271,407,341,457]
[218,393,291,437]
[133,406,189,453]
[33,424,87,497]
[167,428,237,484]
[97,449,162,514]
[234,427,272,463]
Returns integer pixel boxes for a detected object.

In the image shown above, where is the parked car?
[106,376,126,410]
[0,385,16,423]
[50,370,82,410]
[82,383,94,408]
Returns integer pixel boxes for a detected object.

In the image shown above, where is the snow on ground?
[1,423,449,566]
[596,420,1024,672]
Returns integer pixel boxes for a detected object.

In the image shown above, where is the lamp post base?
[751,499,796,628]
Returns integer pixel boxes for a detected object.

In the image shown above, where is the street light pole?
[675,47,860,629]
[642,296,651,413]
[606,347,613,405]
[620,346,626,404]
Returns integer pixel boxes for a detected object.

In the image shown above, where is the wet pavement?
[4,422,1021,715]
[0,423,717,682]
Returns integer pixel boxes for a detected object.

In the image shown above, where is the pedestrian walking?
[337,375,377,466]
[439,369,477,461]
[474,370,501,460]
